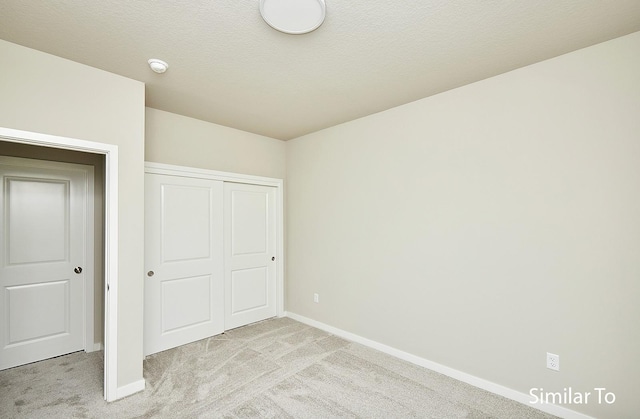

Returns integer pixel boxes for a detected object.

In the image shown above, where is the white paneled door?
[224,183,276,330]
[0,157,93,370]
[144,174,224,356]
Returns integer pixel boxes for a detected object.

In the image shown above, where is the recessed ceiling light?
[260,0,326,35]
[148,59,169,74]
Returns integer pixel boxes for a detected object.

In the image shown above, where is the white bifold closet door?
[224,182,276,330]
[144,174,224,356]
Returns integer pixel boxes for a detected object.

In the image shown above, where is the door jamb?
[0,127,119,402]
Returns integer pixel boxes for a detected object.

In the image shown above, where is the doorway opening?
[0,154,97,369]
[0,127,119,401]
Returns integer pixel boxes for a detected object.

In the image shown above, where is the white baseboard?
[285,312,593,419]
[115,379,145,400]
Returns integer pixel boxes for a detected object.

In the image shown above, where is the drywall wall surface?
[286,31,640,417]
[145,108,286,179]
[0,40,145,389]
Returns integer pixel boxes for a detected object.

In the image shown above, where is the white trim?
[285,312,594,419]
[104,149,119,402]
[145,161,280,187]
[144,162,285,317]
[0,127,121,402]
[275,181,284,317]
[115,378,145,399]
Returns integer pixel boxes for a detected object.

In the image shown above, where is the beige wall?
[146,108,286,179]
[0,40,146,388]
[286,31,640,418]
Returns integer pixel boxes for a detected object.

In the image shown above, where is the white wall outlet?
[313,293,319,303]
[547,352,560,371]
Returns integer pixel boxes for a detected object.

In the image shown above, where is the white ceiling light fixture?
[260,0,326,35]
[148,59,169,74]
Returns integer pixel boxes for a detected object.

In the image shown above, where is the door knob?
[74,267,83,274]
[271,256,275,261]
[147,271,155,277]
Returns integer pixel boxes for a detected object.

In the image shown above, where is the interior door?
[144,174,224,356]
[224,182,276,330]
[0,157,92,370]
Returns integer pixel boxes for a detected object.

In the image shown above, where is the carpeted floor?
[0,317,556,418]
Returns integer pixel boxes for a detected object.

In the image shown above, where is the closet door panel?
[224,182,276,330]
[144,174,223,356]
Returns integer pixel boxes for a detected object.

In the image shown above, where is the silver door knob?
[74,267,83,274]
[147,271,154,277]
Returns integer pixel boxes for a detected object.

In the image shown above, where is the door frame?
[0,127,119,402]
[145,162,285,318]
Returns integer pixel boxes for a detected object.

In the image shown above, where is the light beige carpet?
[0,317,556,418]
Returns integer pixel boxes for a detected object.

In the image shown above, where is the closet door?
[224,182,276,330]
[144,174,223,356]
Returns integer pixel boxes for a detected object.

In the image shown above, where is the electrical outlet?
[313,293,319,303]
[547,352,560,371]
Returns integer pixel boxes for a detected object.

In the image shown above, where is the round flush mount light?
[260,0,326,35]
[148,59,169,74]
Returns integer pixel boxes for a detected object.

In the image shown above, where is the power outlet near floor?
[313,293,319,303]
[547,352,560,371]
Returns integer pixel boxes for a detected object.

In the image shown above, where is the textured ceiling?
[1,1,640,140]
